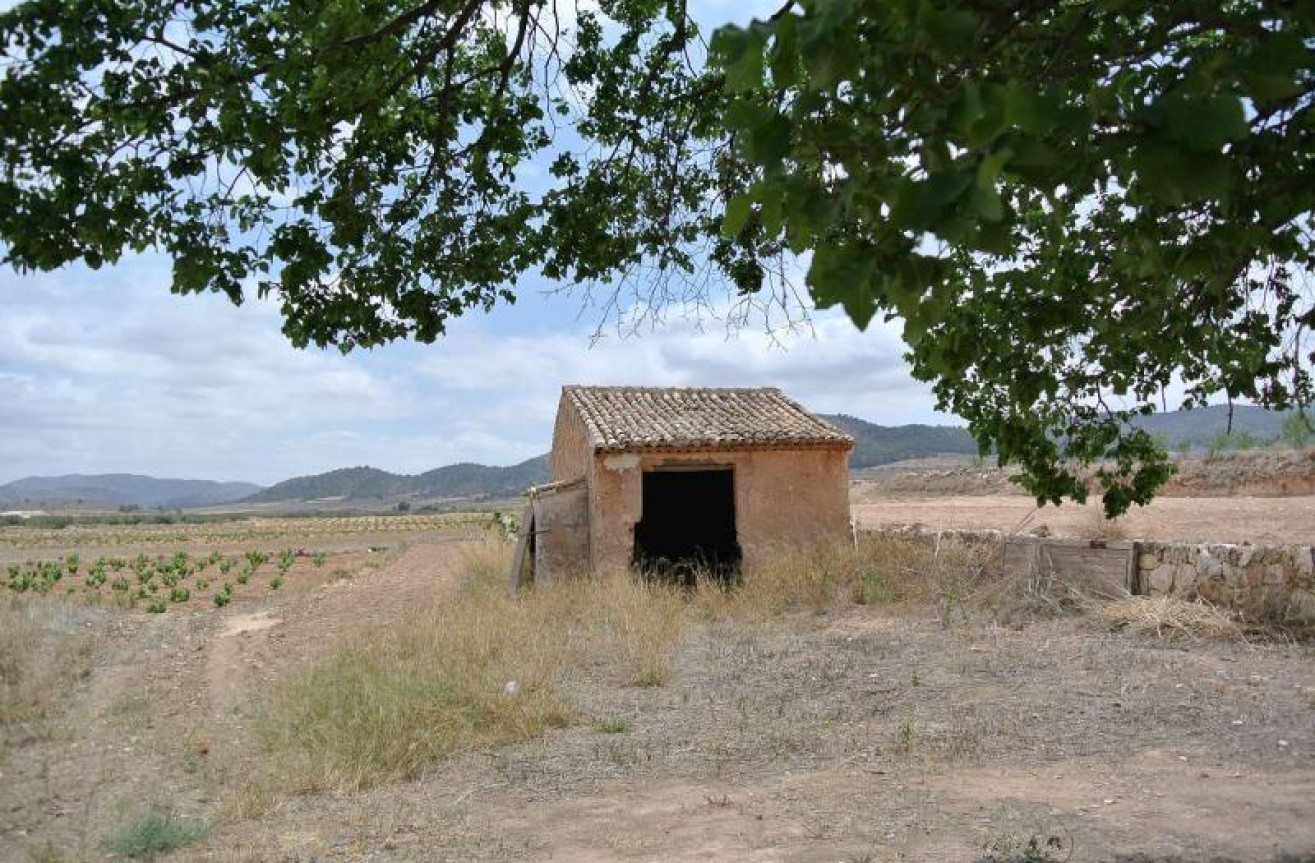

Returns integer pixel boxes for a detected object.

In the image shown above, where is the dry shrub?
[1100,596,1242,641]
[586,572,685,686]
[0,595,99,733]
[257,540,685,790]
[693,532,998,624]
[705,542,861,618]
[1080,505,1128,541]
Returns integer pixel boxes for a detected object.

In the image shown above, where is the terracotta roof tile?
[562,386,853,453]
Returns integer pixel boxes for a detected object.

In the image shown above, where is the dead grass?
[253,529,1167,793]
[256,540,686,790]
[694,533,999,623]
[0,595,99,737]
[1099,595,1243,641]
[1080,505,1128,541]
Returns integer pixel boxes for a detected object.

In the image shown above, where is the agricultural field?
[852,449,1315,544]
[0,512,501,563]
[2,523,1313,863]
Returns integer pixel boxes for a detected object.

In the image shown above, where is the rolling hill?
[1131,404,1289,446]
[819,414,978,467]
[6,406,1293,510]
[242,455,550,503]
[0,474,263,509]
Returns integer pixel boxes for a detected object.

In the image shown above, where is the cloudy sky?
[0,0,957,487]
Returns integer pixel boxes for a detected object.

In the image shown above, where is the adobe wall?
[588,447,852,575]
[550,400,592,484]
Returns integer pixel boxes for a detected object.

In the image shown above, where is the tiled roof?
[562,386,853,453]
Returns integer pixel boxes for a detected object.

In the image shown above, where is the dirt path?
[854,494,1315,544]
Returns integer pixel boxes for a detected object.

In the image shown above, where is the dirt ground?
[3,534,1314,863]
[852,493,1315,545]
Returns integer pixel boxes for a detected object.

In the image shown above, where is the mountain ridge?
[0,474,263,509]
[5,406,1294,507]
[240,455,551,503]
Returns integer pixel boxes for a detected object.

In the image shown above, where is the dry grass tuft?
[257,540,686,789]
[1099,595,1243,641]
[695,532,998,623]
[257,531,1061,789]
[1080,505,1128,541]
[0,596,99,735]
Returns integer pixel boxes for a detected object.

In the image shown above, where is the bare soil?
[3,536,1313,863]
[853,449,1315,502]
[852,494,1315,545]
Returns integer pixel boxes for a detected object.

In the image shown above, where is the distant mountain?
[1131,404,1289,446]
[823,405,1293,469]
[6,406,1288,511]
[244,455,550,503]
[819,414,978,468]
[0,474,262,509]
[241,466,408,502]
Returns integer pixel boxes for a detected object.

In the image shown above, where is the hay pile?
[1100,595,1242,640]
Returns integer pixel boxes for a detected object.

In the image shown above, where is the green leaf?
[714,26,766,93]
[808,242,877,329]
[721,192,754,238]
[745,112,792,164]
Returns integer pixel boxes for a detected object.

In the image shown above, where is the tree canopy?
[2,0,1312,514]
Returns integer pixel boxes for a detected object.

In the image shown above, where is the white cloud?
[0,254,950,485]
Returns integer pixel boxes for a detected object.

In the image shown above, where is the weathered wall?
[531,481,589,581]
[860,526,1315,623]
[588,447,852,575]
[1139,541,1315,621]
[550,399,592,484]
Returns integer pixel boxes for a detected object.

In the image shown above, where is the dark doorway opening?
[633,468,741,586]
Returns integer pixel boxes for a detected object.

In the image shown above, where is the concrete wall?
[588,447,852,575]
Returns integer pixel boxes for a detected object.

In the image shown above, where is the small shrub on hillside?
[1283,411,1314,449]
[593,717,633,734]
[101,809,207,860]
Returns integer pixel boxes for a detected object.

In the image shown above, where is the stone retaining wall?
[860,526,1315,622]
[1137,541,1315,621]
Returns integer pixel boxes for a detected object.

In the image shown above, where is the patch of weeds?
[592,717,632,734]
[979,832,1068,863]
[704,794,732,808]
[852,569,892,605]
[892,717,915,754]
[101,808,208,860]
[25,842,71,863]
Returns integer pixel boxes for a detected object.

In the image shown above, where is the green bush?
[102,809,207,860]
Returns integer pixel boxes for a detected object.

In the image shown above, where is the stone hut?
[520,385,854,582]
